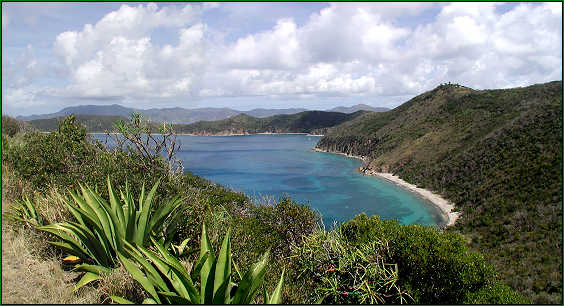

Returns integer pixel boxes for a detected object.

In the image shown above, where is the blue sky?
[2,2,562,116]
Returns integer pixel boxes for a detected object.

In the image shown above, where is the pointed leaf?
[74,272,99,292]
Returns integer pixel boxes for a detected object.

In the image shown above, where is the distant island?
[18,104,389,125]
[26,110,372,136]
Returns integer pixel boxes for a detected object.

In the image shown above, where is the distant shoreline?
[312,147,459,227]
[175,132,325,137]
[88,132,324,136]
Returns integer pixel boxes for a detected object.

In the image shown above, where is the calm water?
[175,134,444,227]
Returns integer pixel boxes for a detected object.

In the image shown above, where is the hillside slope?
[316,81,563,303]
[28,114,128,132]
[174,111,368,135]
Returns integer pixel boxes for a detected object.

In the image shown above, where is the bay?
[175,134,444,227]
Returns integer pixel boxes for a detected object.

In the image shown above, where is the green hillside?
[28,114,128,132]
[174,110,368,135]
[316,81,563,303]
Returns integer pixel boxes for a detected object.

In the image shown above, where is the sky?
[2,2,562,116]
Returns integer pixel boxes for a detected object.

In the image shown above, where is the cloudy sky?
[2,2,562,116]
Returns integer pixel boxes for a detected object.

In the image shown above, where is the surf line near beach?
[312,147,460,227]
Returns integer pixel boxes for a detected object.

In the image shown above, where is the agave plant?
[112,224,284,304]
[4,196,44,227]
[38,177,185,290]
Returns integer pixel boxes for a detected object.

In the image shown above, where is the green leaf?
[73,272,99,292]
[110,296,135,304]
[214,228,232,297]
[199,223,216,303]
[231,252,268,304]
[118,253,161,304]
[267,270,284,304]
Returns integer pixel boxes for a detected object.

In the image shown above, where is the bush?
[340,214,526,304]
[288,227,410,304]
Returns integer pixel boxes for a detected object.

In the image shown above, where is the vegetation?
[173,110,368,135]
[316,80,563,303]
[115,225,284,304]
[28,114,129,132]
[2,107,529,303]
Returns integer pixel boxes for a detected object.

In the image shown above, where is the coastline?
[312,147,459,227]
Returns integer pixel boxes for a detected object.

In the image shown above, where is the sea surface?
[174,134,444,227]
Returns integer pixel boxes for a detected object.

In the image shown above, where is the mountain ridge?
[16,104,389,124]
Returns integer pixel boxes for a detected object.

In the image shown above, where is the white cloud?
[53,3,206,101]
[2,2,562,114]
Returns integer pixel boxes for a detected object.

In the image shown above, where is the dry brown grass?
[1,222,100,304]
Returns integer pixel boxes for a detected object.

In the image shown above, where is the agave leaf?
[123,242,168,291]
[231,251,268,304]
[190,251,209,280]
[142,298,158,304]
[107,177,126,246]
[267,270,284,304]
[39,223,99,264]
[110,296,135,304]
[139,240,199,302]
[140,180,161,244]
[80,185,117,251]
[158,291,193,304]
[150,237,188,277]
[212,275,232,304]
[74,272,99,292]
[47,241,88,260]
[199,223,216,304]
[74,263,113,275]
[214,228,232,299]
[118,253,161,304]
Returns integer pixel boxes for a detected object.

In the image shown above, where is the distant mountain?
[16,104,387,125]
[241,108,308,118]
[139,107,240,124]
[327,104,389,113]
[18,104,134,121]
[27,114,129,132]
[174,111,369,135]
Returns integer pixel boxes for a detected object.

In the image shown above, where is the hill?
[16,104,388,124]
[28,114,129,132]
[174,111,368,135]
[327,103,389,113]
[315,81,563,303]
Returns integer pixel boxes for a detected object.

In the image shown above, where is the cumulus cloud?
[2,2,562,114]
[201,2,561,98]
[54,3,205,101]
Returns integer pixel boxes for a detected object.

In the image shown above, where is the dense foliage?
[28,114,129,132]
[2,114,527,303]
[173,110,368,135]
[316,80,563,303]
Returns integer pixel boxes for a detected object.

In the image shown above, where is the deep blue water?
[175,134,444,227]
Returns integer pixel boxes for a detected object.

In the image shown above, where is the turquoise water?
[176,134,444,227]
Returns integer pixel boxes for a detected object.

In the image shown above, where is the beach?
[313,147,459,226]
[366,172,460,227]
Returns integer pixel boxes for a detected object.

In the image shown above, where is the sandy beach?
[313,147,459,226]
[367,172,460,226]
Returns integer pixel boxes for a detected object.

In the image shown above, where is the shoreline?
[88,132,325,136]
[312,147,459,227]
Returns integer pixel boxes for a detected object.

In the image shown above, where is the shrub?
[288,227,410,304]
[340,214,526,304]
